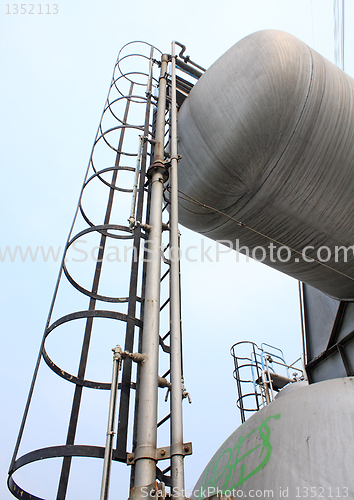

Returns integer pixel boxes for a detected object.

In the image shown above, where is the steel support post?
[133,54,169,492]
[169,41,185,499]
[100,346,121,500]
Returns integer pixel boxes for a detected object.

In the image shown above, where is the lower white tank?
[191,377,354,498]
[177,30,354,300]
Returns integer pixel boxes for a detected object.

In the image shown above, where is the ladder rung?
[160,269,170,282]
[160,298,170,311]
[159,336,171,354]
[162,331,170,341]
[162,256,171,266]
[157,413,171,428]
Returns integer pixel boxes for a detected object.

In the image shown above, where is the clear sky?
[1,1,352,498]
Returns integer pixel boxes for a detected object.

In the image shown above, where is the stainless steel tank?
[177,30,354,300]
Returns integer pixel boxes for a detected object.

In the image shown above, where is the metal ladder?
[231,341,304,423]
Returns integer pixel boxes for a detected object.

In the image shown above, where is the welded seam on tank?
[199,45,316,235]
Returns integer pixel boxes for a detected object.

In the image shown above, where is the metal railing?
[231,341,304,423]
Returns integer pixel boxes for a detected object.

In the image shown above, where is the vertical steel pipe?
[100,346,121,500]
[169,41,185,499]
[133,54,169,490]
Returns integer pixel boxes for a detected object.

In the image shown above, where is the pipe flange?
[146,162,169,184]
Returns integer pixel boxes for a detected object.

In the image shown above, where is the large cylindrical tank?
[177,30,354,300]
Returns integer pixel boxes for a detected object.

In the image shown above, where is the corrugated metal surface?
[303,284,340,360]
[178,30,354,300]
[302,284,354,383]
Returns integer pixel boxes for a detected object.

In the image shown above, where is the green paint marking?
[197,414,280,498]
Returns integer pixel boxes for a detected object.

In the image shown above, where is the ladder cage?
[8,40,202,500]
[231,341,304,423]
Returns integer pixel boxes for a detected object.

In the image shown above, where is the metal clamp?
[126,442,193,465]
[113,345,146,364]
[169,154,182,163]
[158,376,171,389]
[182,378,192,403]
[130,220,152,232]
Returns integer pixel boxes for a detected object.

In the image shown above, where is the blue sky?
[1,1,352,498]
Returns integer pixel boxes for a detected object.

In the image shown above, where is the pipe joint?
[113,345,146,364]
[128,482,158,499]
[131,220,152,232]
[146,163,169,184]
[158,376,171,389]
